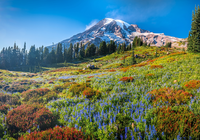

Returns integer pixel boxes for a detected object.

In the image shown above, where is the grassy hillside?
[0,46,199,139]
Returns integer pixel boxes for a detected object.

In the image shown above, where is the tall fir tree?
[121,42,126,53]
[43,47,49,64]
[133,36,138,47]
[67,43,73,62]
[56,43,63,63]
[79,42,85,58]
[28,45,36,66]
[63,44,67,61]
[132,48,136,65]
[188,6,200,52]
[99,41,107,55]
[75,43,79,58]
[49,49,56,64]
[85,44,96,57]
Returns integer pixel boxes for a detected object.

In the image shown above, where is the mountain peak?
[103,18,131,29]
[46,18,183,50]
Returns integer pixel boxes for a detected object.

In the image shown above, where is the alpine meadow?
[0,1,200,140]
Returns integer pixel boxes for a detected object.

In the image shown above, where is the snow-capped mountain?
[46,18,183,50]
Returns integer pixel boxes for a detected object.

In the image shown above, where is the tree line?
[0,37,148,71]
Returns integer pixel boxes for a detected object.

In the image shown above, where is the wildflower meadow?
[0,46,200,139]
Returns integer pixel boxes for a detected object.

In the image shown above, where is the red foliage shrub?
[184,80,200,89]
[150,65,163,69]
[153,106,200,138]
[109,69,116,72]
[119,77,134,82]
[148,88,194,106]
[0,104,10,114]
[88,76,94,78]
[6,104,57,134]
[82,87,100,99]
[19,126,85,140]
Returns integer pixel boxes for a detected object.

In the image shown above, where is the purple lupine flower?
[176,134,181,140]
[134,127,137,132]
[149,125,151,132]
[99,122,101,129]
[125,127,127,139]
[120,134,123,140]
[110,118,113,125]
[131,131,134,140]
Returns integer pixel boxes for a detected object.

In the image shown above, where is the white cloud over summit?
[85,19,99,30]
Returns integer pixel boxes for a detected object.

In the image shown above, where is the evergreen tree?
[155,48,158,57]
[79,42,85,58]
[73,44,76,59]
[67,43,73,62]
[22,42,27,66]
[35,48,40,66]
[99,41,107,55]
[49,49,56,64]
[109,40,116,53]
[11,43,18,67]
[137,38,141,46]
[133,36,138,47]
[127,43,131,50]
[187,6,200,52]
[132,48,136,65]
[117,44,121,54]
[28,45,36,66]
[75,43,79,58]
[43,47,49,64]
[95,45,99,56]
[56,43,63,63]
[63,44,67,61]
[85,44,96,57]
[122,42,126,52]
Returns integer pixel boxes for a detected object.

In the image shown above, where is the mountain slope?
[47,18,183,50]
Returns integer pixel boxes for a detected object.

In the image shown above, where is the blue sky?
[0,0,199,50]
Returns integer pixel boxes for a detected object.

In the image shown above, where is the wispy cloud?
[85,19,99,30]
